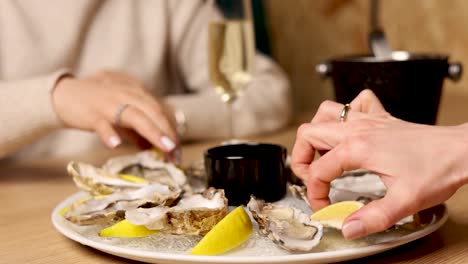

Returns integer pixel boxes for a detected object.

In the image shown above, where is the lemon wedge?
[190,206,253,255]
[59,197,91,215]
[310,201,364,229]
[99,219,158,238]
[118,174,149,183]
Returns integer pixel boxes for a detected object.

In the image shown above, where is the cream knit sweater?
[0,0,291,159]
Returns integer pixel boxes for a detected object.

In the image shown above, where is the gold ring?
[114,103,130,125]
[339,103,351,122]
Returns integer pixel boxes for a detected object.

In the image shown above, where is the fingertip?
[108,135,122,148]
[160,136,176,152]
[342,196,409,239]
[95,121,122,149]
[342,219,366,240]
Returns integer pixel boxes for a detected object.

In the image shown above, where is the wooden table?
[2,91,468,264]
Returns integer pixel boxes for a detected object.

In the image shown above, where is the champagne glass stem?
[227,101,234,139]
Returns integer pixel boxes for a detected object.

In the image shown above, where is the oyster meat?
[65,183,182,225]
[125,188,228,235]
[247,197,323,252]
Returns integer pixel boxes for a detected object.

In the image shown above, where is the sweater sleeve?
[0,70,68,158]
[165,1,292,141]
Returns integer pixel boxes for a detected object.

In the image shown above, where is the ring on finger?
[114,103,130,125]
[339,103,351,122]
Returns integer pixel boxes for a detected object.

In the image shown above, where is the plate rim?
[51,192,448,264]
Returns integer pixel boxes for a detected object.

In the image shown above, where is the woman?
[0,0,291,159]
[291,89,468,240]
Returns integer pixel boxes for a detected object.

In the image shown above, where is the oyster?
[332,170,386,197]
[287,171,385,207]
[65,183,182,225]
[247,197,323,252]
[102,150,187,188]
[67,150,188,195]
[68,162,147,196]
[125,188,228,235]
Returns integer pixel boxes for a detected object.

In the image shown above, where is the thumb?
[341,191,415,240]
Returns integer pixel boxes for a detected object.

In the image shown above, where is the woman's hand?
[52,71,178,155]
[291,89,468,240]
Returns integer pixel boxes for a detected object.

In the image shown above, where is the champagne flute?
[208,0,256,140]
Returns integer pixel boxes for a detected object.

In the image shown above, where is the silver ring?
[339,103,351,122]
[114,103,130,125]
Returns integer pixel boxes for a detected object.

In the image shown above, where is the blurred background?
[257,0,467,117]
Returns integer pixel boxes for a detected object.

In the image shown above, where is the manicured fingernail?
[342,220,366,240]
[108,136,121,148]
[160,136,176,151]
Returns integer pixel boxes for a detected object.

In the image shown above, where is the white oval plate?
[52,192,447,264]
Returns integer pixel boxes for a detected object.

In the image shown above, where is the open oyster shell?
[65,183,182,225]
[68,162,147,196]
[102,150,187,188]
[67,150,187,196]
[125,188,228,235]
[247,197,323,252]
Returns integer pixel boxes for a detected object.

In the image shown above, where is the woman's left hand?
[52,70,179,158]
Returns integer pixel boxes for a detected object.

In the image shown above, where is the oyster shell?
[68,162,147,196]
[67,150,188,196]
[65,183,182,225]
[287,170,385,207]
[102,150,187,188]
[247,197,323,252]
[287,183,310,207]
[125,188,228,235]
[332,170,386,197]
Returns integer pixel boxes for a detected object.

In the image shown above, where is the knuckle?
[380,111,392,119]
[370,202,396,231]
[376,213,394,231]
[296,123,312,138]
[291,164,309,182]
[340,134,370,163]
[306,177,322,195]
[317,100,335,113]
[350,133,371,153]
[401,188,424,211]
[308,164,322,182]
[359,89,374,99]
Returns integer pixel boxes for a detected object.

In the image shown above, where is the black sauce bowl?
[204,143,287,205]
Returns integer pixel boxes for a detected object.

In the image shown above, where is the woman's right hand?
[291,89,468,240]
[52,71,178,155]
